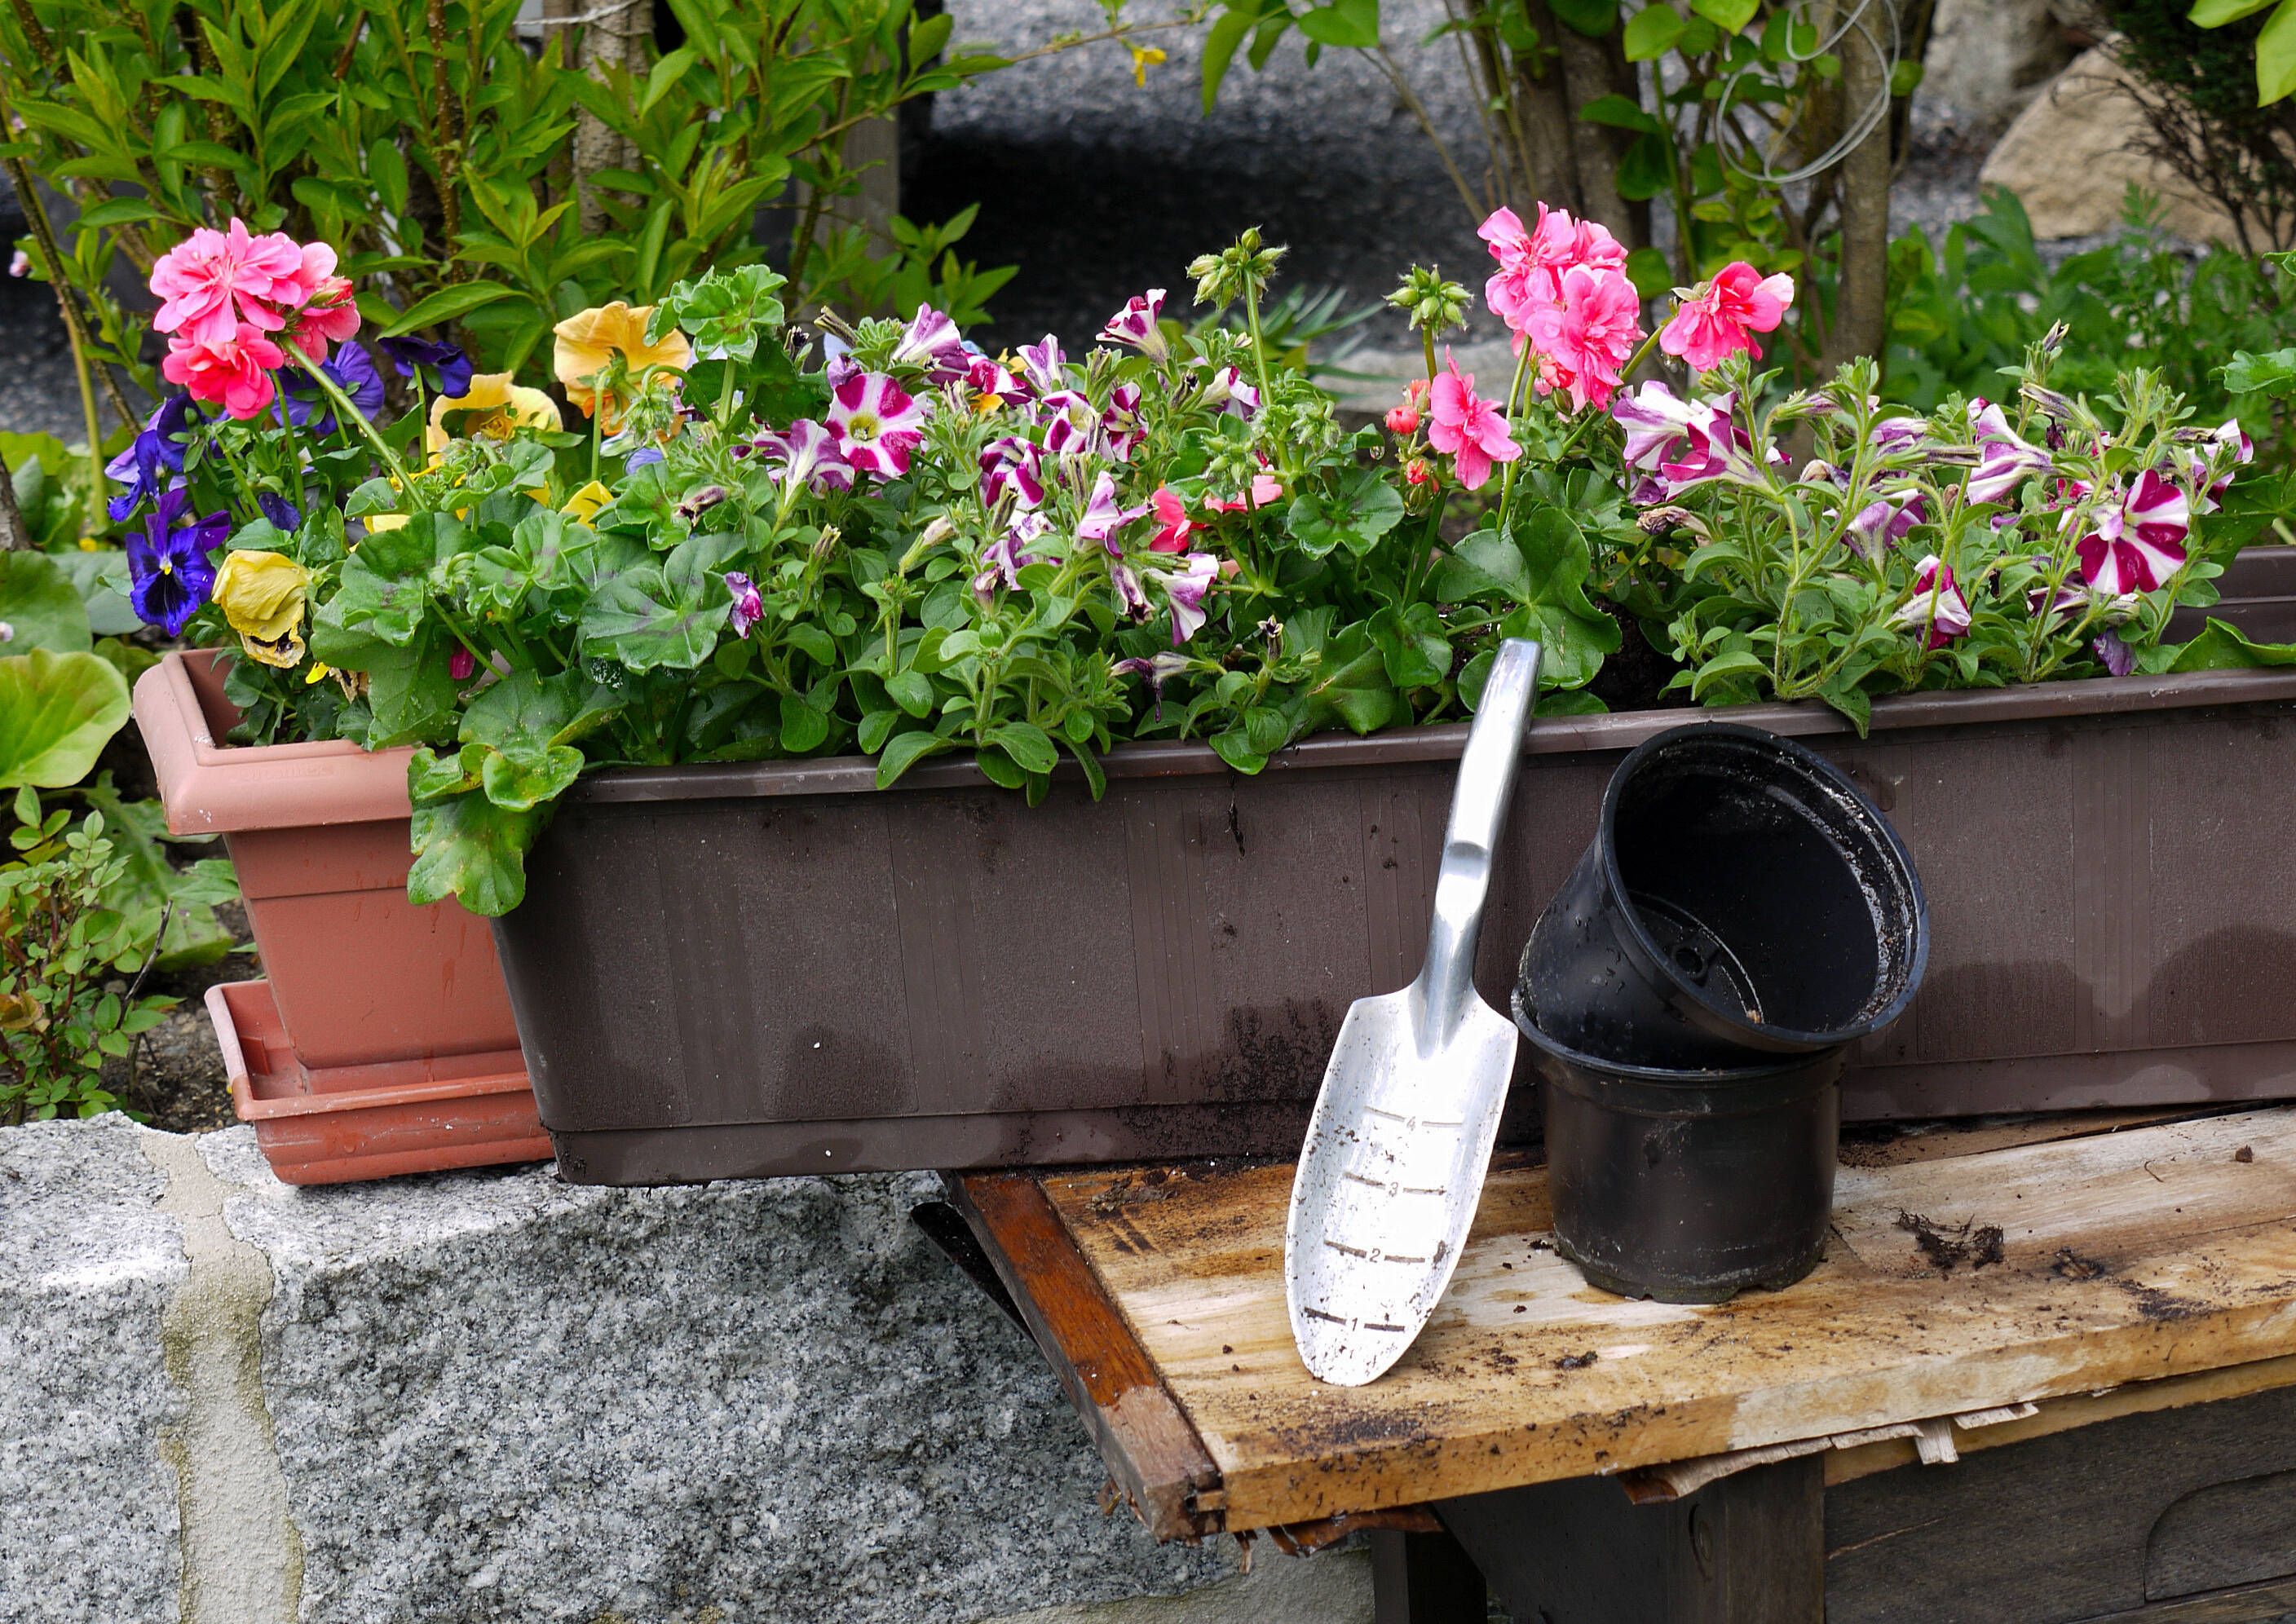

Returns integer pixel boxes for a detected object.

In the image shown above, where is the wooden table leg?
[1436,1457,1822,1623]
[1370,1527,1489,1623]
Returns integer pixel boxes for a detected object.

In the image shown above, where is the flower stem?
[1495,340,1535,527]
[300,363,409,487]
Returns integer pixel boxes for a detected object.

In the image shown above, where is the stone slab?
[200,1129,1249,1623]
[0,1117,184,1624]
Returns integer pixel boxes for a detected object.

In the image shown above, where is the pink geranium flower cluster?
[1479,205,1640,413]
[150,219,360,420]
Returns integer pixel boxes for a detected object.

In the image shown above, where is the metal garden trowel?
[1285,638,1542,1386]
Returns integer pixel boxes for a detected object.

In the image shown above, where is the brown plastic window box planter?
[495,652,2296,1186]
[134,649,540,1181]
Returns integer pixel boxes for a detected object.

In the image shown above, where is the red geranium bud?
[449,647,476,682]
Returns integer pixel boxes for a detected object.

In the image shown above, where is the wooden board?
[993,1107,2296,1537]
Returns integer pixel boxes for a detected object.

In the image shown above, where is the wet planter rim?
[563,665,2296,806]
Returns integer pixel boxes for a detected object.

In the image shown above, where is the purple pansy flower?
[2073,469,2189,595]
[2093,628,2135,676]
[828,372,929,479]
[126,487,226,637]
[1076,470,1147,554]
[892,304,970,383]
[105,394,199,523]
[379,333,474,399]
[1146,551,1219,645]
[1893,554,1971,651]
[725,571,765,638]
[744,418,854,493]
[280,339,386,435]
[979,436,1045,510]
[258,492,303,532]
[1098,289,1168,361]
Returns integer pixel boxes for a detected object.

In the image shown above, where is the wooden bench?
[943,1105,2296,1622]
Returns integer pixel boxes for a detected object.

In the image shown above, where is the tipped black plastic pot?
[1517,722,1927,1070]
[1513,974,1847,1303]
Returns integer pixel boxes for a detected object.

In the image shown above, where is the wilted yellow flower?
[426,373,563,457]
[562,480,615,524]
[211,549,311,669]
[553,302,692,430]
[1129,43,1166,86]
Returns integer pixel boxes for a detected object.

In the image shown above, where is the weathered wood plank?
[1824,1383,2296,1624]
[1035,1108,2296,1531]
[947,1172,1221,1539]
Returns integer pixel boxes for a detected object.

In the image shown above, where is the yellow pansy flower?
[426,373,563,457]
[553,302,693,431]
[211,549,311,669]
[562,481,615,524]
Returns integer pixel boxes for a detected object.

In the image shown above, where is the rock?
[0,1117,184,1624]
[1978,42,2240,244]
[1923,0,2078,137]
[982,1548,1375,1622]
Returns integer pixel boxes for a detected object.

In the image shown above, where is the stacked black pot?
[1512,723,1929,1303]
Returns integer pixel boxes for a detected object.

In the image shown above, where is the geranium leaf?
[0,650,130,788]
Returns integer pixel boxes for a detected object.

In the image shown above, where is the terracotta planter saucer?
[207,979,549,1185]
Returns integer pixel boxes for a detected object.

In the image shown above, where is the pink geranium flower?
[828,372,928,477]
[1425,350,1521,491]
[1206,472,1285,512]
[1659,261,1795,373]
[1528,267,1643,413]
[150,220,311,346]
[160,323,287,420]
[1479,204,1624,338]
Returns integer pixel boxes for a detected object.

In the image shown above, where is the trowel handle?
[1420,638,1542,1039]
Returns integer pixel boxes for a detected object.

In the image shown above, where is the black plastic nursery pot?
[1512,983,1848,1304]
[1516,723,1929,1070]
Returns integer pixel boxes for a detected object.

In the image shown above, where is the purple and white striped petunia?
[1869,414,1928,458]
[724,571,765,638]
[1893,554,1971,651]
[1097,289,1168,360]
[2073,468,2189,595]
[1610,381,1763,501]
[972,511,1050,600]
[1110,558,1150,620]
[2189,417,2254,509]
[978,435,1046,510]
[1102,383,1145,462]
[828,372,929,479]
[1037,391,1100,457]
[1018,335,1068,395]
[1146,551,1220,646]
[744,418,855,493]
[891,304,970,382]
[1844,488,1927,558]
[1210,365,1260,419]
[1077,470,1148,554]
[1964,399,2053,505]
[1112,650,1193,716]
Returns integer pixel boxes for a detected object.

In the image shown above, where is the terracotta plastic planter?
[207,980,547,1185]
[135,649,536,1179]
[490,654,2296,1185]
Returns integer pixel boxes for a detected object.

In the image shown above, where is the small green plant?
[0,793,179,1123]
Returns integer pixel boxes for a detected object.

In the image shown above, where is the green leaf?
[0,553,92,652]
[779,692,831,754]
[1615,131,1674,201]
[480,742,584,812]
[2261,0,2296,103]
[1689,0,1757,32]
[382,282,518,338]
[1201,5,1261,111]
[0,650,130,788]
[407,789,541,917]
[2191,0,2278,25]
[1549,0,1618,32]
[579,553,723,671]
[1576,92,1662,133]
[51,549,139,637]
[1621,4,1684,60]
[1689,648,1769,699]
[2222,348,2296,395]
[885,668,935,717]
[1296,0,1380,47]
[987,720,1058,774]
[1368,602,1452,689]
[2152,617,2296,671]
[876,728,951,788]
[1624,245,1675,298]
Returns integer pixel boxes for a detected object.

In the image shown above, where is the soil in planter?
[1586,606,1681,714]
